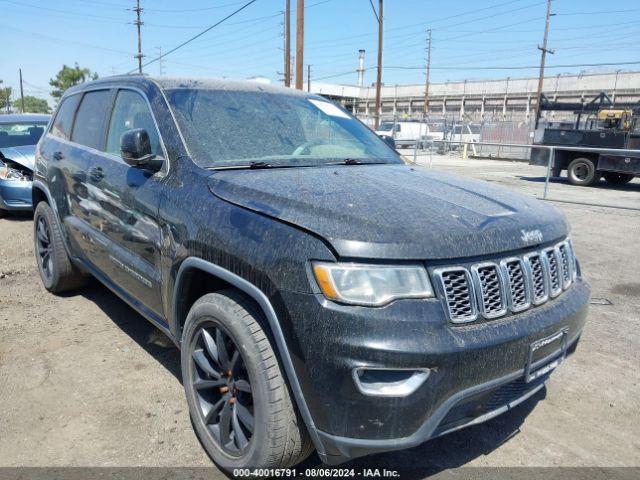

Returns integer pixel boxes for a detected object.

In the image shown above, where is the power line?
[303,0,543,57]
[0,0,128,22]
[126,0,259,74]
[382,60,640,71]
[314,70,357,81]
[1,25,131,55]
[144,1,248,13]
[556,8,640,15]
[368,0,379,23]
[143,0,331,29]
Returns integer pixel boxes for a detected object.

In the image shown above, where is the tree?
[0,80,12,112]
[49,63,98,100]
[17,95,51,114]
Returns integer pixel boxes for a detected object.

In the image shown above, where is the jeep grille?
[434,240,576,324]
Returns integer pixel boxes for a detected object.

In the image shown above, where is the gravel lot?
[0,156,639,476]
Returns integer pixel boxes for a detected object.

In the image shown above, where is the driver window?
[106,90,161,157]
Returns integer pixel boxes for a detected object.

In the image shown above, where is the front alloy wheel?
[189,322,254,454]
[181,291,312,472]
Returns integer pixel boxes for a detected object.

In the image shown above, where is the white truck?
[375,121,443,148]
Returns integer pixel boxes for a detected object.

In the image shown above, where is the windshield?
[165,89,401,168]
[453,125,480,135]
[0,122,47,148]
[377,122,394,131]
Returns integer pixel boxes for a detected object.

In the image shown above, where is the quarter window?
[106,90,161,157]
[71,90,111,150]
[50,94,81,140]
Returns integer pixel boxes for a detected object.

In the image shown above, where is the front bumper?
[0,179,33,211]
[277,278,590,464]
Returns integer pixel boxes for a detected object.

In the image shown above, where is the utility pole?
[307,64,311,92]
[133,0,144,74]
[374,0,383,129]
[423,29,432,114]
[19,69,25,113]
[284,0,291,87]
[534,0,554,128]
[295,0,304,90]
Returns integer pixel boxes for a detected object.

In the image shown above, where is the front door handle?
[89,166,105,182]
[72,171,87,183]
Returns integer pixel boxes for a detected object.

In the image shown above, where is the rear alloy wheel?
[33,202,88,293]
[602,172,634,185]
[181,291,312,472]
[567,157,599,186]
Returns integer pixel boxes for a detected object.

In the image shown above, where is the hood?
[207,164,568,260]
[0,145,36,171]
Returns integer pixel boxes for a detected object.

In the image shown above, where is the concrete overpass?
[309,70,640,123]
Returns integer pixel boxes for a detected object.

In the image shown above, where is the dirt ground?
[0,156,639,475]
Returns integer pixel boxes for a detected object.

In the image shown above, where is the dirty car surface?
[0,114,50,213]
[32,76,590,471]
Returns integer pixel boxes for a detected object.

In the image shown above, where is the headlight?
[0,165,30,181]
[312,262,434,306]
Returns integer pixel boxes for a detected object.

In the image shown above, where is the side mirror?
[120,128,162,171]
[378,134,396,150]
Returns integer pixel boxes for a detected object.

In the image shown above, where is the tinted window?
[0,122,48,148]
[71,90,111,150]
[106,90,161,157]
[50,95,81,140]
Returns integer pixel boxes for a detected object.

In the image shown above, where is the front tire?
[181,290,312,473]
[567,157,599,186]
[602,172,634,185]
[33,202,88,293]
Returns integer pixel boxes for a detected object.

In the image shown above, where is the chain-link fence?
[357,111,538,161]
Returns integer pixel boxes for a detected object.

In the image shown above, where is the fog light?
[352,368,430,397]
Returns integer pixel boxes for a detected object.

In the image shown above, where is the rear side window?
[106,90,162,157]
[71,90,111,150]
[50,94,81,140]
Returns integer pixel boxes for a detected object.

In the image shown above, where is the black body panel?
[34,75,591,465]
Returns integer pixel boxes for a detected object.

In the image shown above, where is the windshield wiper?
[326,158,389,166]
[208,161,273,171]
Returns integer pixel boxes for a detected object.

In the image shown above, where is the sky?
[2,0,639,106]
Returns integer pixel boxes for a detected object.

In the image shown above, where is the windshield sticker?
[309,99,351,119]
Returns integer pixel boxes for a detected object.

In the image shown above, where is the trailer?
[530,93,640,186]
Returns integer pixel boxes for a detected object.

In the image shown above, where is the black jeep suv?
[33,76,590,472]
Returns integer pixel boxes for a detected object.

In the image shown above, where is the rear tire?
[33,202,88,293]
[181,290,313,473]
[602,172,634,185]
[567,157,599,186]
